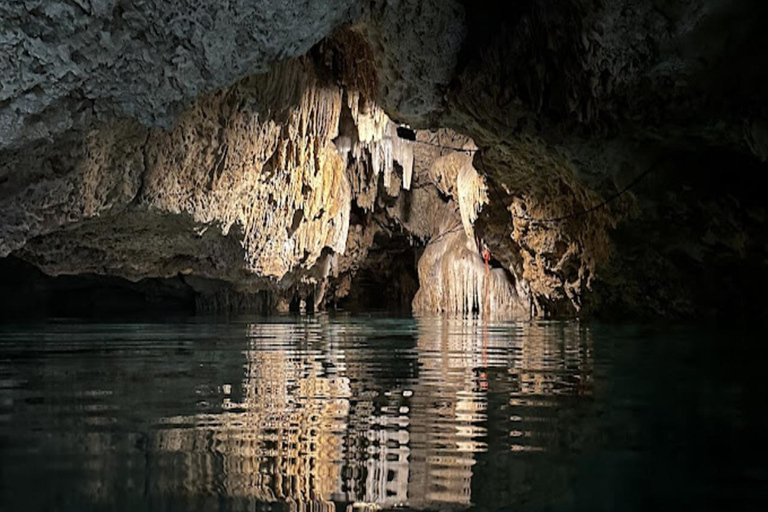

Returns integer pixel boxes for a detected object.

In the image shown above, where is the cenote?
[3,1,768,511]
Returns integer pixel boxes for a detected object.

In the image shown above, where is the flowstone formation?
[2,1,768,319]
[407,131,529,318]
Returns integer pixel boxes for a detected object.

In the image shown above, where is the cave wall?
[2,1,768,319]
[443,0,768,318]
[0,0,362,151]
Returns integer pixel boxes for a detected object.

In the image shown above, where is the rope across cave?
[483,158,658,225]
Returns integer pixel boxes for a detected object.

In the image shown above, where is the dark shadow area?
[0,256,196,321]
[591,147,768,320]
[337,234,420,313]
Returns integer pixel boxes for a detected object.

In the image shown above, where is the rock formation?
[2,1,768,319]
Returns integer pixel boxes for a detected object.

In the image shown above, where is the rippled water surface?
[1,316,766,511]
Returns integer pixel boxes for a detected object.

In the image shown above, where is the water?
[1,316,766,511]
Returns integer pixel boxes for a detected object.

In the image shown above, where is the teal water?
[0,316,766,511]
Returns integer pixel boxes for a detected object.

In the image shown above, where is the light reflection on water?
[0,317,764,511]
[147,318,592,510]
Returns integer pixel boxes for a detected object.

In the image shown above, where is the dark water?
[1,316,766,511]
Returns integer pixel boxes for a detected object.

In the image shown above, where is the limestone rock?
[3,0,768,318]
[3,55,417,305]
[0,0,362,151]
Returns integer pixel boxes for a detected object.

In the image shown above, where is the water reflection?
[145,317,594,510]
[154,322,351,505]
[4,320,766,511]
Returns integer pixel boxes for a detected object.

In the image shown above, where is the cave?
[2,1,768,511]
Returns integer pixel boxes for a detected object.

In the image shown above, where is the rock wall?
[442,0,768,318]
[3,1,768,319]
[0,0,361,151]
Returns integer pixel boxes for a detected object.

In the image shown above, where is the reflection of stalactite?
[153,322,350,505]
[407,317,488,510]
[144,318,593,509]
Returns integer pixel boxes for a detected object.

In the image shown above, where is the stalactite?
[347,91,414,196]
[456,161,488,239]
[348,91,389,144]
[133,54,424,289]
[392,124,414,191]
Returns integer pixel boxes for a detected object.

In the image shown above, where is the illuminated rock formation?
[0,52,418,310]
[3,1,768,318]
